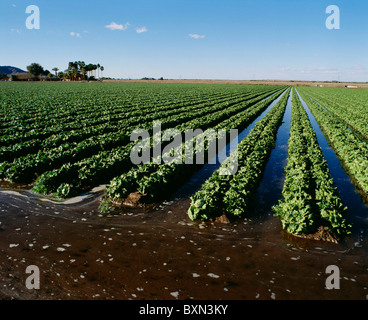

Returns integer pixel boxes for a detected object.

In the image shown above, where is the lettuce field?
[1,82,368,300]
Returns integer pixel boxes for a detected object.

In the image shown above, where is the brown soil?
[123,192,145,207]
[215,214,231,224]
[1,188,368,300]
[102,79,368,89]
[290,226,339,244]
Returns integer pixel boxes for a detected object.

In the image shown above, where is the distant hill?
[0,66,27,76]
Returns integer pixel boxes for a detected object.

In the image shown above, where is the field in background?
[103,79,368,89]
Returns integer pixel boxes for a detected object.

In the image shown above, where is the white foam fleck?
[291,256,300,261]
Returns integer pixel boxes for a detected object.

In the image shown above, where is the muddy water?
[1,90,368,300]
[1,185,368,301]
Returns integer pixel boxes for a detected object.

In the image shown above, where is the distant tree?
[93,64,98,77]
[0,73,8,80]
[64,61,103,81]
[52,67,59,77]
[78,61,87,80]
[63,69,71,80]
[68,61,78,81]
[97,63,101,79]
[58,71,64,80]
[85,64,92,78]
[10,75,18,81]
[27,63,44,78]
[47,73,54,80]
[100,66,104,78]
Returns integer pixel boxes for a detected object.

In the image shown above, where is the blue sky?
[1,0,368,81]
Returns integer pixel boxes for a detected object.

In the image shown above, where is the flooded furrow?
[296,89,368,227]
[251,88,292,216]
[308,95,368,144]
[174,89,288,199]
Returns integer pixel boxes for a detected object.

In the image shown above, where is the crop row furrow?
[297,88,368,196]
[104,89,287,204]
[31,87,283,198]
[0,89,280,184]
[187,88,291,221]
[273,89,351,238]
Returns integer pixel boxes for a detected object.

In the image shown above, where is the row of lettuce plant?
[1,89,250,147]
[104,89,287,204]
[273,89,351,238]
[31,88,284,198]
[1,88,279,184]
[1,89,231,132]
[300,87,368,120]
[187,88,291,221]
[297,88,368,196]
[300,87,368,139]
[0,88,259,158]
[1,83,266,130]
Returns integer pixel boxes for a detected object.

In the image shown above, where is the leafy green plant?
[273,89,351,237]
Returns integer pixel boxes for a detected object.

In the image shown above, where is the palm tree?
[72,61,80,80]
[68,62,72,80]
[68,62,77,81]
[86,64,94,80]
[93,64,97,78]
[97,64,101,79]
[52,67,59,77]
[64,69,71,80]
[100,66,104,79]
[78,61,86,80]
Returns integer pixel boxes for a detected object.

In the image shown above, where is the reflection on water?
[252,90,292,216]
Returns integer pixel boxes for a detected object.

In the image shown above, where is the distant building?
[10,73,47,81]
[10,73,34,81]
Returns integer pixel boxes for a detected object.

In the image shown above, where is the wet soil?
[1,183,368,301]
